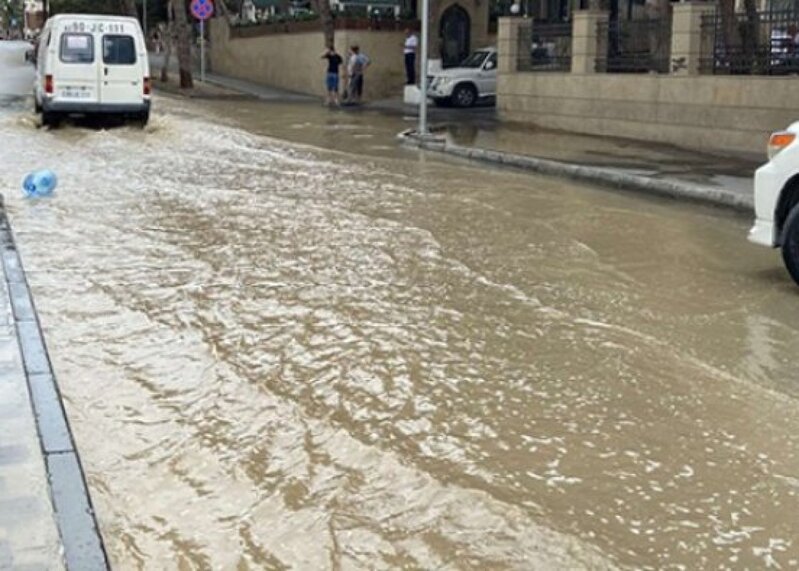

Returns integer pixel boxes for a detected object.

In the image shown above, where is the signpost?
[190,0,213,82]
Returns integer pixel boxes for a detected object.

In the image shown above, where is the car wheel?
[452,84,477,108]
[781,203,799,286]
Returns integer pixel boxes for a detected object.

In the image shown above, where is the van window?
[60,33,94,63]
[103,35,136,65]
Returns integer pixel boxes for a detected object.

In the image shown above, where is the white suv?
[749,122,799,284]
[427,47,497,108]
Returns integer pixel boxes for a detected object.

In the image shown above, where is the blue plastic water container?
[22,170,57,198]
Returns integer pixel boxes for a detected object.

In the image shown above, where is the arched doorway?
[439,4,471,68]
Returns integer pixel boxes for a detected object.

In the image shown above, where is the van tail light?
[768,131,796,160]
[143,77,151,96]
[44,74,53,95]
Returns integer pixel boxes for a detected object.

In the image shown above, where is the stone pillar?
[498,17,526,74]
[571,10,608,74]
[670,2,716,75]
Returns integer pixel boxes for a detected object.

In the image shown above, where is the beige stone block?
[752,78,799,109]
[571,55,594,74]
[498,39,518,56]
[656,77,713,105]
[593,75,657,103]
[671,32,701,56]
[571,34,594,56]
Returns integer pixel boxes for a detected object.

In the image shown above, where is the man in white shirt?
[403,29,418,85]
[346,45,370,103]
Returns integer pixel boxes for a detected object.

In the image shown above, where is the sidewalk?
[150,52,314,102]
[152,59,758,210]
[0,258,62,568]
[0,200,108,570]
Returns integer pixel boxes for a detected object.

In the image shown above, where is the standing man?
[403,28,418,85]
[346,45,370,104]
[321,45,343,106]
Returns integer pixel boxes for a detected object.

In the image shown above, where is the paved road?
[3,42,799,570]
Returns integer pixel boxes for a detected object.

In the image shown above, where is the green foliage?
[50,0,121,15]
[293,10,317,21]
[231,10,320,27]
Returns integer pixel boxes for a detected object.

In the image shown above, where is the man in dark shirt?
[321,46,343,106]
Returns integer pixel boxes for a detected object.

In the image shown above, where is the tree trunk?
[120,0,138,18]
[161,28,173,82]
[741,0,759,72]
[161,5,175,82]
[172,0,194,88]
[215,0,230,18]
[317,0,334,48]
[719,0,738,67]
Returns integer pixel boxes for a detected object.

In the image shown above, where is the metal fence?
[596,17,671,73]
[517,21,572,72]
[700,10,799,74]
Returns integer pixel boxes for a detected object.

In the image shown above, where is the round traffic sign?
[191,0,214,20]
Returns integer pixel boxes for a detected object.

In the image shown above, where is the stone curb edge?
[397,130,754,212]
[0,196,110,571]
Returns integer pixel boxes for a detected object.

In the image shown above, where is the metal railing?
[596,17,671,73]
[518,21,572,72]
[700,10,799,75]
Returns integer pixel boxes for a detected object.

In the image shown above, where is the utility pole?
[418,0,429,136]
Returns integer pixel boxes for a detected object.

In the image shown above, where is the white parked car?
[427,47,497,108]
[34,14,151,127]
[749,123,799,284]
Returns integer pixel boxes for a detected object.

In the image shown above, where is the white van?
[34,14,151,126]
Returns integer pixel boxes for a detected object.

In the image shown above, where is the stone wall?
[496,12,799,156]
[209,19,407,100]
[497,72,799,155]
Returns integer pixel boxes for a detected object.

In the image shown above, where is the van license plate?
[60,88,92,99]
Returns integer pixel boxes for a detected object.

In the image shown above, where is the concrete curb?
[398,130,754,212]
[0,197,109,571]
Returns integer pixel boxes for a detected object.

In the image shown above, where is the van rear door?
[100,32,143,105]
[55,31,100,104]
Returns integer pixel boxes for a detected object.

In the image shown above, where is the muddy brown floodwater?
[1,84,798,569]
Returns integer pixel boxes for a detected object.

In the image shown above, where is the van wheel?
[41,111,60,128]
[452,84,477,108]
[136,110,150,127]
[780,203,799,286]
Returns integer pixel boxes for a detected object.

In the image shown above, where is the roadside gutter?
[398,130,754,212]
